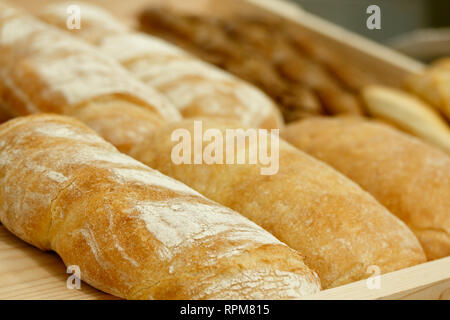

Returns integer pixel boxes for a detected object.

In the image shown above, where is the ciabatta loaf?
[0,114,320,299]
[39,2,284,129]
[0,5,181,153]
[283,117,450,260]
[130,119,426,288]
[406,58,450,120]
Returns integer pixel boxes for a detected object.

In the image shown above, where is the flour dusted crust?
[39,2,284,130]
[0,7,180,121]
[130,119,426,289]
[283,117,450,260]
[0,114,320,299]
[40,0,128,44]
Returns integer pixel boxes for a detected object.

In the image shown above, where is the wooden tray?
[3,0,448,300]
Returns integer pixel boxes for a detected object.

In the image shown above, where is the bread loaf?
[362,85,450,154]
[0,114,321,299]
[130,119,426,288]
[0,5,181,153]
[406,58,450,120]
[282,117,450,260]
[39,2,284,129]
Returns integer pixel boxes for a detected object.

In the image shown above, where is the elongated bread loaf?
[130,119,426,288]
[362,85,450,154]
[39,2,284,129]
[282,117,450,260]
[0,114,320,299]
[0,5,181,153]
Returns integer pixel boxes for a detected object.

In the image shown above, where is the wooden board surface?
[3,0,447,300]
[0,226,116,300]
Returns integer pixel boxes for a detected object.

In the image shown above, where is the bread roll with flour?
[0,114,320,299]
[130,119,426,288]
[282,117,450,260]
[39,2,284,129]
[0,4,181,153]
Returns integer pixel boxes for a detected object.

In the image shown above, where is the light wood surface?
[3,0,446,300]
[303,256,450,300]
[0,226,116,300]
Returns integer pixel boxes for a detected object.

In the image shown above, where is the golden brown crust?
[131,119,426,288]
[39,2,284,130]
[282,117,450,260]
[137,6,374,121]
[0,114,320,299]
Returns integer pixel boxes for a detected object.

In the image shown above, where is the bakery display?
[40,2,284,130]
[0,2,426,290]
[282,117,450,260]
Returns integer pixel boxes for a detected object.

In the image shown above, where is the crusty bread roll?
[362,85,450,154]
[39,2,284,129]
[0,5,180,153]
[282,117,450,260]
[130,119,426,288]
[406,58,450,120]
[0,114,321,299]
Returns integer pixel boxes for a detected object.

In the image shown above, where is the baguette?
[39,2,284,130]
[0,5,181,153]
[0,114,320,299]
[282,117,450,260]
[362,85,450,154]
[130,119,426,288]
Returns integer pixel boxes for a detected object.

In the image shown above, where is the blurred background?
[291,0,450,62]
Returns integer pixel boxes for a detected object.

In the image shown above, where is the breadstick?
[0,6,181,153]
[39,2,284,129]
[282,117,450,260]
[130,119,426,289]
[0,114,320,299]
[362,85,450,154]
